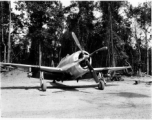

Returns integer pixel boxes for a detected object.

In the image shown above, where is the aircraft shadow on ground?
[0,82,98,91]
[0,85,79,92]
[1,86,39,90]
[108,92,150,98]
[105,84,119,86]
[1,82,119,92]
[49,82,98,88]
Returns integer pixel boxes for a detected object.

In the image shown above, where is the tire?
[98,81,104,90]
[41,82,47,91]
[134,80,139,85]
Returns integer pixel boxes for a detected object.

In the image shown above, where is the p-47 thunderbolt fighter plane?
[1,32,131,91]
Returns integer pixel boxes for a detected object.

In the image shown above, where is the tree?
[7,1,11,63]
[64,1,95,51]
[135,2,151,75]
[0,2,6,62]
[14,1,64,66]
[0,1,11,63]
[96,1,131,67]
[125,1,151,75]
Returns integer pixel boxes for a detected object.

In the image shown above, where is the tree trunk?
[39,41,42,66]
[150,2,152,75]
[109,3,115,67]
[150,48,152,75]
[135,24,141,76]
[7,1,11,63]
[1,2,7,62]
[145,30,149,75]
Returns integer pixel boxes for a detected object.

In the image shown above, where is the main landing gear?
[98,81,105,90]
[40,71,47,91]
[97,72,106,90]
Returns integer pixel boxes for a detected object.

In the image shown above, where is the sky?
[127,0,149,6]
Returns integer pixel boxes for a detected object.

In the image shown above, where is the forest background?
[0,0,152,75]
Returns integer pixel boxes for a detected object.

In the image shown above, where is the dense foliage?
[0,1,151,75]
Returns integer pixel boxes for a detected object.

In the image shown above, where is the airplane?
[1,32,131,91]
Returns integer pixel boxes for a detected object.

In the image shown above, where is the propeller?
[89,46,107,57]
[71,32,107,83]
[72,32,83,53]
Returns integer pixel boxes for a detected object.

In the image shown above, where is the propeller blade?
[90,46,108,57]
[86,60,99,83]
[80,46,108,61]
[72,32,83,52]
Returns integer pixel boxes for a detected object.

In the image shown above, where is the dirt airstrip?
[1,69,152,118]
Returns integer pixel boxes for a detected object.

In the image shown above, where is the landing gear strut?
[40,71,47,91]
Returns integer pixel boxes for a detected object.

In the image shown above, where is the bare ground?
[0,69,152,118]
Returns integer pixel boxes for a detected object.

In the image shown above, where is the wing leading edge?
[94,66,131,72]
[1,63,62,73]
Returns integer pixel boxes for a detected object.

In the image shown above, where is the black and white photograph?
[0,0,152,118]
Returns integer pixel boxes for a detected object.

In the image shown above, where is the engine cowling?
[57,51,92,79]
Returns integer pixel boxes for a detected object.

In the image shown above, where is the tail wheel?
[98,81,104,90]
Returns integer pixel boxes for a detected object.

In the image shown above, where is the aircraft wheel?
[53,80,56,83]
[98,81,104,90]
[134,80,139,85]
[41,82,47,92]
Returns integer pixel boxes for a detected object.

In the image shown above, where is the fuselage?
[30,50,92,81]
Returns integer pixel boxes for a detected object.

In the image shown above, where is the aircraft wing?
[94,66,131,72]
[1,63,62,73]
